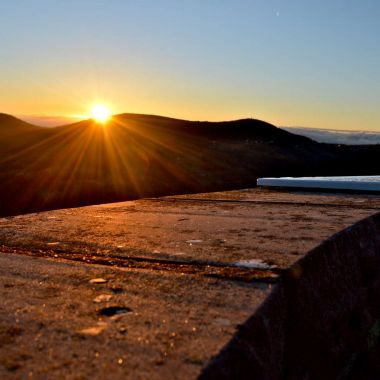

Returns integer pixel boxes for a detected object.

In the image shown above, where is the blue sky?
[0,0,379,130]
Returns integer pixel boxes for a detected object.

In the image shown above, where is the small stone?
[93,294,112,303]
[89,278,108,284]
[79,322,107,336]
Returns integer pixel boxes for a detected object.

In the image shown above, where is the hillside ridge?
[0,112,378,216]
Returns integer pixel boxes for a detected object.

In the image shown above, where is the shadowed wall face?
[199,212,380,380]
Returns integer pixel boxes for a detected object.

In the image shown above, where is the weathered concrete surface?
[0,252,268,380]
[1,189,379,270]
[0,188,379,379]
[199,212,380,380]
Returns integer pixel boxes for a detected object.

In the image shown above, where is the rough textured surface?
[199,212,380,380]
[0,188,379,379]
[1,188,379,270]
[0,252,268,380]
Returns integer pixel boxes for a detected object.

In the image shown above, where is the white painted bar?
[257,176,380,192]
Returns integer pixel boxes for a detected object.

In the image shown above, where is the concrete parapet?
[199,212,380,379]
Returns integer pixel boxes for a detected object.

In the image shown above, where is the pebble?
[89,278,108,284]
[93,294,112,303]
[79,322,107,336]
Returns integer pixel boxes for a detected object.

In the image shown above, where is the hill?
[0,113,53,157]
[0,113,379,216]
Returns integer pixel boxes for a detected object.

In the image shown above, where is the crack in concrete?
[0,245,280,284]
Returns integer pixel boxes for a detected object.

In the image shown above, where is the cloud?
[18,115,84,127]
[282,127,380,145]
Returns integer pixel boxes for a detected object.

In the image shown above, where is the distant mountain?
[0,113,379,216]
[0,113,52,157]
[17,115,82,127]
[0,113,42,131]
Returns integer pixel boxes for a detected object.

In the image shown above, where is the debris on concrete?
[234,259,276,270]
[93,294,113,303]
[89,278,108,284]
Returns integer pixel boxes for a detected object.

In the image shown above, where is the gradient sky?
[0,0,379,131]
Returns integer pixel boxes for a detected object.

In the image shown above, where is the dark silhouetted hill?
[0,113,53,157]
[0,113,379,216]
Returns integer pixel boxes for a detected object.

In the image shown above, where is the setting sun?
[91,104,111,123]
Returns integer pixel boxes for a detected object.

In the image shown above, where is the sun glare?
[91,104,111,123]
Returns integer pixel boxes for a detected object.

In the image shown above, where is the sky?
[0,0,379,131]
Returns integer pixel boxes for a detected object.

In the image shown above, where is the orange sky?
[1,1,379,132]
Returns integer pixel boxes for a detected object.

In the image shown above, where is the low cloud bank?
[283,127,380,145]
[19,115,84,127]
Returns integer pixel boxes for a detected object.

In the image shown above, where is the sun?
[91,104,111,123]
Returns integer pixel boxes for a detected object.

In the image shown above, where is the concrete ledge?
[199,212,380,379]
[257,176,380,192]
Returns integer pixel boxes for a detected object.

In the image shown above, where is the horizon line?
[10,112,379,133]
